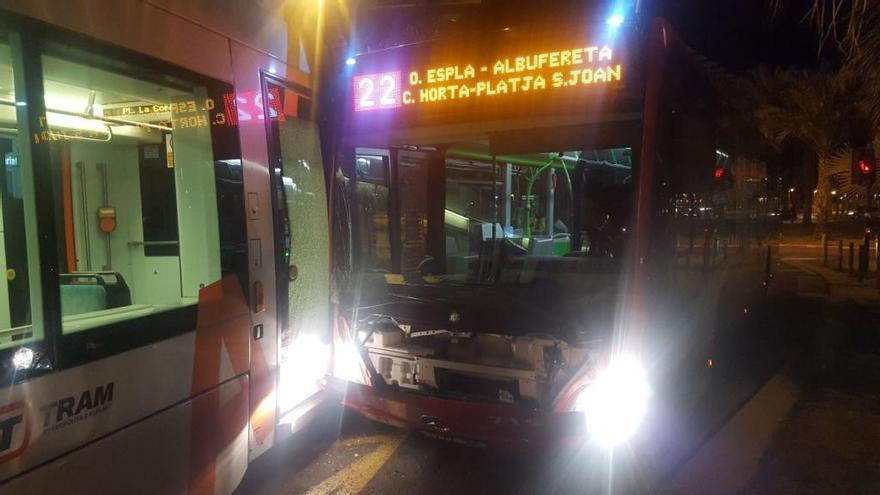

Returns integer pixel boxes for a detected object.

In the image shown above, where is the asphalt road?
[237,331,802,492]
[237,355,788,495]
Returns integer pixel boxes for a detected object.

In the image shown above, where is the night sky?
[655,0,825,71]
[354,1,825,71]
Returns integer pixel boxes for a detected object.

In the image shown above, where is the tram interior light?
[606,14,625,27]
[48,112,111,133]
[2,99,112,140]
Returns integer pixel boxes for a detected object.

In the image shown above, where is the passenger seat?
[60,284,107,316]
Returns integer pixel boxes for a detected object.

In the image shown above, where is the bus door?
[261,73,331,433]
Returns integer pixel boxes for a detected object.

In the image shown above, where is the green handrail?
[524,157,557,240]
[446,148,575,170]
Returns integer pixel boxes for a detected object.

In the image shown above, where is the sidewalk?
[741,275,880,494]
[662,295,880,494]
[741,352,880,494]
[771,240,880,302]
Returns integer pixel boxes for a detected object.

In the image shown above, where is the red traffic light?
[714,167,724,180]
[852,147,876,186]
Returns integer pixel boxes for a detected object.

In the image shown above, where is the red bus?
[327,3,744,454]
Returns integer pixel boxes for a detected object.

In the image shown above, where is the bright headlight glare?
[12,347,34,370]
[575,354,650,448]
[278,334,330,412]
[333,340,368,386]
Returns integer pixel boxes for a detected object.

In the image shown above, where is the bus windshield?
[342,139,639,344]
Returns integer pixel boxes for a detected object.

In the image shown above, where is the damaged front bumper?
[326,376,588,451]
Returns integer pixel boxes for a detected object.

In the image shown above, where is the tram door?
[262,75,331,425]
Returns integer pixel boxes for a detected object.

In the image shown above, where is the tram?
[0,2,333,492]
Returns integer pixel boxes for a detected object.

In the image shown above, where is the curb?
[782,259,880,302]
[659,368,802,495]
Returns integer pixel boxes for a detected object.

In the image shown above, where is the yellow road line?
[340,435,399,448]
[302,431,407,495]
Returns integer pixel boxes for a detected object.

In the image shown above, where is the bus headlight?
[574,354,650,448]
[331,317,371,386]
[332,338,370,386]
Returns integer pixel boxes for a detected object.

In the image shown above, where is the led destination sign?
[352,44,623,113]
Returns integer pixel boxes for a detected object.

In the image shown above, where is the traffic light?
[852,147,876,186]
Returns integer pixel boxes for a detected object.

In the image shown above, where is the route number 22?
[353,71,402,112]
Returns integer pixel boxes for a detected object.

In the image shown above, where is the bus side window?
[40,43,223,335]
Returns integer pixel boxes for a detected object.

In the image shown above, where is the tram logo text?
[0,402,29,463]
[41,382,115,433]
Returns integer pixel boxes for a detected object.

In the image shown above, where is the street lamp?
[829,190,838,217]
[788,187,795,206]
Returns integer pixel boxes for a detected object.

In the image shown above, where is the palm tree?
[769,1,880,59]
[716,69,780,164]
[770,1,880,118]
[751,68,876,229]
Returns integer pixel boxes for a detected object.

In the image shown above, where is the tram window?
[139,142,179,257]
[39,44,223,334]
[0,37,43,350]
[354,154,391,272]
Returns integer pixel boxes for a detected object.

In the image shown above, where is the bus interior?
[354,142,634,280]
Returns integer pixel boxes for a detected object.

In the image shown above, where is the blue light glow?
[345,57,357,66]
[606,14,625,27]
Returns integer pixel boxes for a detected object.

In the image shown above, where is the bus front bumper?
[326,377,588,451]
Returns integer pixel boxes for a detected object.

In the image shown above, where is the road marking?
[302,432,406,495]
